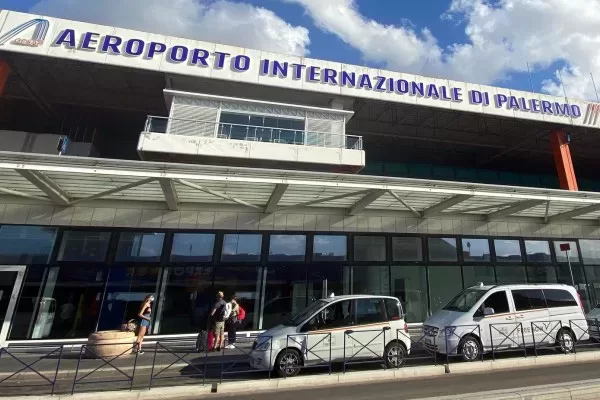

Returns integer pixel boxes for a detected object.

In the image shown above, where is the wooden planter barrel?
[86,330,136,358]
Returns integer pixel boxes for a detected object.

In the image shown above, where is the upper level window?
[218,112,305,144]
[354,236,386,262]
[494,240,522,263]
[580,240,600,265]
[222,234,262,262]
[553,241,580,263]
[392,237,423,262]
[525,240,552,263]
[461,238,491,262]
[171,233,215,262]
[269,235,306,262]
[116,232,165,262]
[58,231,111,262]
[313,235,347,261]
[428,238,458,262]
[0,225,57,264]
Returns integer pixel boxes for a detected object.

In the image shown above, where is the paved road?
[209,361,600,399]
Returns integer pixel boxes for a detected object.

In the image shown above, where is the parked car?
[250,294,411,377]
[586,305,600,341]
[422,283,588,361]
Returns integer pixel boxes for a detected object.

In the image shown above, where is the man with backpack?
[209,291,229,352]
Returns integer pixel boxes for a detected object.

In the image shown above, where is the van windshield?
[443,288,490,313]
[283,300,328,326]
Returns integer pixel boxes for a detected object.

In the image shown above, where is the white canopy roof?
[0,151,599,223]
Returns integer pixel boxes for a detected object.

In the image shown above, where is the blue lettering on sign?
[47,28,586,120]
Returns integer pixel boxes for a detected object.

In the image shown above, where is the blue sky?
[2,0,597,99]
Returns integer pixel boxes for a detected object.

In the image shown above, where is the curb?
[416,378,600,400]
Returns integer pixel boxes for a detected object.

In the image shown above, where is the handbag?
[121,319,138,332]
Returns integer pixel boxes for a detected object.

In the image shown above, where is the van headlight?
[255,339,271,351]
[444,327,456,337]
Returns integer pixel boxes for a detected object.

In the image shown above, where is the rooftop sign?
[0,10,595,127]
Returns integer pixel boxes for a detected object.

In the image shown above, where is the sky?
[3,0,600,101]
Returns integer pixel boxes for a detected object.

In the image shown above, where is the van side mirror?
[483,307,495,316]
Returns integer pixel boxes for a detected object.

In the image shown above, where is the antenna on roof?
[329,293,335,298]
[479,282,484,288]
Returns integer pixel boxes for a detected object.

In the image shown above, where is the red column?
[0,60,10,96]
[551,130,578,191]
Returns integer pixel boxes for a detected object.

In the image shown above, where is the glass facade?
[2,226,600,340]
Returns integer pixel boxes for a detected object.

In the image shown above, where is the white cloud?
[30,0,310,56]
[287,0,600,100]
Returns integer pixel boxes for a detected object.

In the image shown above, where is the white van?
[422,284,588,361]
[250,295,412,377]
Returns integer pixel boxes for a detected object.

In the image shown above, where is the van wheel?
[459,336,481,362]
[556,329,575,354]
[384,341,407,368]
[275,348,302,377]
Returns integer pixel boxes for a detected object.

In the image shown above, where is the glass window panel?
[352,266,389,295]
[527,265,557,283]
[8,267,48,339]
[461,238,491,262]
[525,240,552,262]
[354,236,386,262]
[313,235,347,261]
[264,117,278,128]
[221,234,262,262]
[262,266,307,330]
[494,239,522,263]
[22,266,107,339]
[58,231,111,262]
[115,232,165,263]
[428,238,458,262]
[428,265,463,314]
[462,265,496,288]
[214,266,261,330]
[97,266,161,331]
[392,237,423,262]
[157,267,213,334]
[248,115,264,127]
[305,300,351,331]
[289,119,305,131]
[584,266,600,307]
[554,241,580,263]
[390,266,428,323]
[269,235,306,262]
[219,112,249,125]
[580,240,600,265]
[0,226,57,264]
[495,266,528,284]
[557,264,592,311]
[170,233,215,262]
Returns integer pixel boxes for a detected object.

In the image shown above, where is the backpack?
[221,302,232,320]
[237,306,246,321]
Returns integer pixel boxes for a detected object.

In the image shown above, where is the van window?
[512,289,546,311]
[543,289,577,308]
[482,291,510,314]
[385,298,401,320]
[305,300,352,331]
[355,298,386,325]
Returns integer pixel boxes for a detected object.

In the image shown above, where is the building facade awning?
[1,151,600,222]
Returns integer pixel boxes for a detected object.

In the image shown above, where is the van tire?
[275,348,302,377]
[458,336,482,362]
[556,328,575,354]
[384,341,407,368]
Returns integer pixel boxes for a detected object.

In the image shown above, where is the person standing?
[210,291,227,352]
[226,296,240,349]
[135,294,154,354]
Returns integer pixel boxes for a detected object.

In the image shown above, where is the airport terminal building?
[2,10,600,345]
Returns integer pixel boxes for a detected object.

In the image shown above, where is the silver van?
[422,284,588,361]
[250,295,412,377]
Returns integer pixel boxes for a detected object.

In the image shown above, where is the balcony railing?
[144,116,363,151]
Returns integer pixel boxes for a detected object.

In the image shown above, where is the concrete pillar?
[0,60,10,96]
[551,130,578,191]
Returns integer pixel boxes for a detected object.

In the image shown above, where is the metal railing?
[1,318,599,395]
[143,115,363,151]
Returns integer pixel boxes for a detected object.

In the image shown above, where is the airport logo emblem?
[0,18,49,47]
[583,103,600,127]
